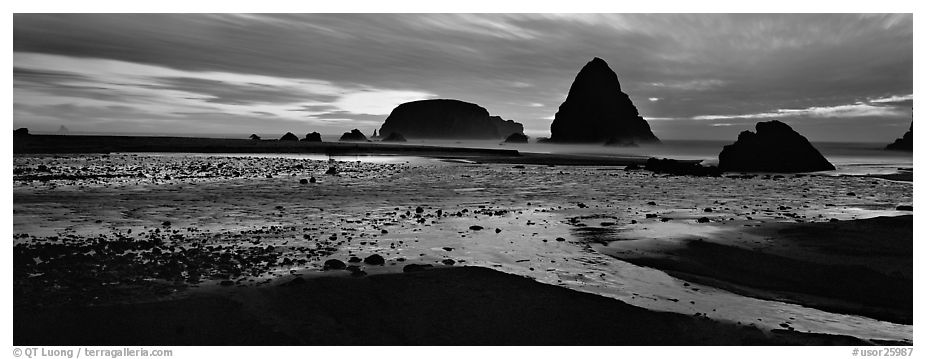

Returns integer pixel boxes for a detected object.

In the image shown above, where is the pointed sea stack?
[719,120,834,173]
[549,57,659,145]
[885,123,912,151]
[379,99,523,139]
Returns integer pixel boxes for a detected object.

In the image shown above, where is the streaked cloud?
[13,13,913,141]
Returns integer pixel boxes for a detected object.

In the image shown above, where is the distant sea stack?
[549,57,659,145]
[339,129,368,142]
[303,132,322,142]
[280,132,299,141]
[719,120,835,173]
[379,99,523,139]
[504,132,529,143]
[885,123,912,151]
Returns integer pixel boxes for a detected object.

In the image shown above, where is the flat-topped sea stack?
[549,58,659,145]
[379,99,523,139]
[719,120,835,173]
[885,123,912,151]
[339,129,368,142]
[302,132,322,142]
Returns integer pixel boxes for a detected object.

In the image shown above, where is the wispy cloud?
[14,52,435,133]
[691,98,912,121]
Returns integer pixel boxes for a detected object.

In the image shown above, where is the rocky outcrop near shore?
[885,123,912,151]
[719,120,834,173]
[381,132,407,142]
[503,132,528,143]
[549,57,659,146]
[379,99,523,139]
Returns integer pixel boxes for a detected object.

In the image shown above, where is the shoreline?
[14,134,652,166]
[14,266,892,346]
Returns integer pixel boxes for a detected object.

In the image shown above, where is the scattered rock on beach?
[299,178,309,184]
[363,254,385,265]
[323,259,347,270]
[645,158,721,177]
[896,205,913,211]
[469,225,484,231]
[325,167,338,175]
[441,259,456,266]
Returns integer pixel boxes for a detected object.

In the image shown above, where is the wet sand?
[595,216,912,324]
[15,266,878,346]
[12,151,913,345]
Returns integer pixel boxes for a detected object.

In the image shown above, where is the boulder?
[379,99,523,139]
[718,120,835,173]
[504,132,529,143]
[363,254,385,265]
[339,129,368,142]
[381,132,407,142]
[280,132,299,141]
[323,259,346,270]
[549,57,659,145]
[302,132,322,142]
[885,123,912,151]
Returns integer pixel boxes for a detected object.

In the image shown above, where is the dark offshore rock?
[718,121,835,173]
[249,134,261,141]
[280,132,299,141]
[14,128,29,137]
[885,123,912,151]
[549,57,659,145]
[339,129,368,142]
[504,132,529,143]
[645,158,722,177]
[379,99,523,139]
[381,132,407,142]
[302,132,322,142]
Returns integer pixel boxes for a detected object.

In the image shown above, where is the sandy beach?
[12,144,913,345]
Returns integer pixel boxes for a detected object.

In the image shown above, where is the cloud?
[12,14,913,140]
[691,97,912,121]
[14,52,436,133]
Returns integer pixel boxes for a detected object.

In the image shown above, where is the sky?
[13,13,913,141]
